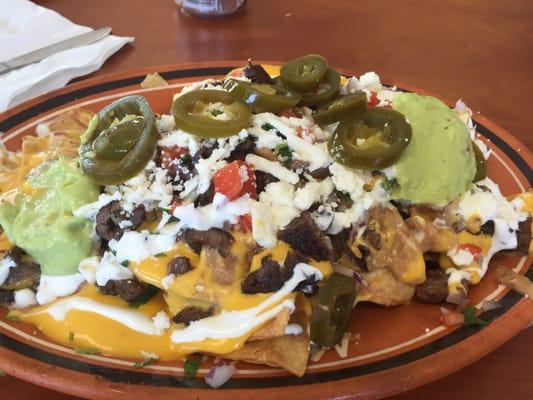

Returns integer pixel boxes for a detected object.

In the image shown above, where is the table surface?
[2,0,532,399]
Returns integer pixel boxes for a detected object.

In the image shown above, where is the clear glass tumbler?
[176,0,247,18]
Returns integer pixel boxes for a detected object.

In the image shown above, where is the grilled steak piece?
[227,138,256,162]
[241,257,284,294]
[173,306,212,325]
[95,201,145,241]
[0,247,41,291]
[183,228,234,257]
[4,247,23,264]
[243,61,275,84]
[0,289,14,305]
[278,212,334,261]
[194,183,214,207]
[415,266,449,303]
[98,279,150,302]
[255,171,278,193]
[515,217,531,254]
[282,251,320,294]
[167,256,193,275]
[1,261,41,291]
[308,167,331,180]
[479,220,495,236]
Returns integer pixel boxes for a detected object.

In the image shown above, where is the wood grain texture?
[3,0,532,399]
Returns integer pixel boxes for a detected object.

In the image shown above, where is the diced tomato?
[458,243,482,256]
[239,213,253,233]
[367,91,379,107]
[159,145,188,169]
[169,199,181,214]
[295,126,313,139]
[280,108,301,118]
[214,161,257,201]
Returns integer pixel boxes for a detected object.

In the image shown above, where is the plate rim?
[0,61,531,400]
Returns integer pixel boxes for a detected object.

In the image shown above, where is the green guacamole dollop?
[390,93,476,205]
[0,159,99,275]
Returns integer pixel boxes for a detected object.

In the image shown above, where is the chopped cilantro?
[133,357,156,369]
[183,357,201,378]
[69,332,75,342]
[5,313,19,322]
[121,260,130,267]
[274,143,293,162]
[381,178,399,194]
[463,306,488,327]
[181,153,192,163]
[211,109,224,117]
[75,347,100,355]
[261,122,276,131]
[128,285,159,308]
[154,252,167,257]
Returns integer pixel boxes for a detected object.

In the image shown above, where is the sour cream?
[170,263,322,344]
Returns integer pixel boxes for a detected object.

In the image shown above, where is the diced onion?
[481,300,501,312]
[440,306,464,327]
[205,362,237,388]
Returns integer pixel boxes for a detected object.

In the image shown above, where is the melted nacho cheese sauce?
[19,263,321,360]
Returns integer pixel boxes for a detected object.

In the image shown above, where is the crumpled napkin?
[0,0,134,112]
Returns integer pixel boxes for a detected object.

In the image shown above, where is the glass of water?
[176,0,247,18]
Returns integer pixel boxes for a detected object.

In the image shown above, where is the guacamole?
[0,159,99,275]
[390,93,476,205]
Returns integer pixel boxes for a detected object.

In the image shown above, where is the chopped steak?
[278,212,334,261]
[167,256,193,275]
[194,183,214,207]
[479,220,495,236]
[173,306,212,325]
[415,267,449,303]
[0,289,14,305]
[283,250,309,274]
[4,247,23,264]
[1,261,41,291]
[243,60,275,84]
[282,251,319,294]
[192,140,217,162]
[98,279,149,302]
[512,217,531,255]
[255,170,279,193]
[241,257,284,294]
[95,201,145,241]
[329,229,357,262]
[227,139,256,162]
[184,228,234,257]
[308,167,331,180]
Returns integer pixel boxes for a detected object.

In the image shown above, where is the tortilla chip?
[248,307,291,341]
[140,72,168,89]
[225,296,311,376]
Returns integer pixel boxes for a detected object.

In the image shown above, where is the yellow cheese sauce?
[17,284,278,360]
[440,231,493,291]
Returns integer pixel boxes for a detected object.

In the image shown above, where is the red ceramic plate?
[0,62,531,400]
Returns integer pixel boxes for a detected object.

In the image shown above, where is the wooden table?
[2,0,532,398]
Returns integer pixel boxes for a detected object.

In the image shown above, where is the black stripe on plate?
[0,66,235,133]
[0,67,531,389]
[475,124,532,186]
